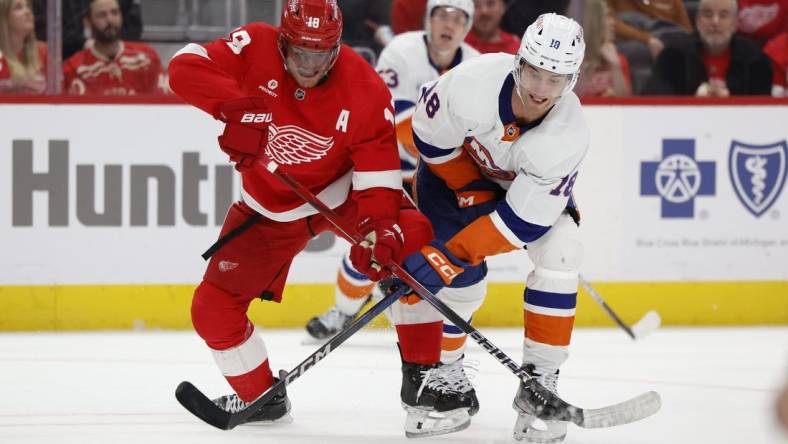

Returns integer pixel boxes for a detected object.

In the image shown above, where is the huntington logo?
[640,139,716,218]
[729,140,787,218]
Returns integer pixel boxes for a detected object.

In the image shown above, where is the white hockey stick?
[579,274,661,340]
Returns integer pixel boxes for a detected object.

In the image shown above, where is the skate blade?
[241,412,294,426]
[403,406,471,438]
[513,413,567,443]
[300,335,331,346]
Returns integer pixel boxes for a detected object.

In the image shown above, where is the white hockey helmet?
[425,0,475,40]
[514,13,586,96]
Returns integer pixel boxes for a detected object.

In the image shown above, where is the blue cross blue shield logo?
[728,140,788,218]
[641,139,716,218]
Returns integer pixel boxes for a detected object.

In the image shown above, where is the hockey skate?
[512,365,567,443]
[305,297,371,341]
[434,356,480,416]
[400,357,474,438]
[212,381,292,425]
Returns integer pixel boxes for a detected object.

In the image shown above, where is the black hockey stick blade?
[175,281,408,430]
[175,381,232,430]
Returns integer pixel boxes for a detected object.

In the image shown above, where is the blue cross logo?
[640,139,716,218]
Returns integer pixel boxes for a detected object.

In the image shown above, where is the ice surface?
[1,327,786,444]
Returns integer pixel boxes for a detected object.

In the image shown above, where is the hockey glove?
[350,217,404,281]
[400,240,467,295]
[217,97,272,172]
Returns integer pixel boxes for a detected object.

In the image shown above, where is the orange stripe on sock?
[441,335,467,352]
[337,271,374,299]
[523,311,575,346]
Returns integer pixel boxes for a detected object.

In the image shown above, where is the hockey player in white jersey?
[306,0,480,340]
[395,13,589,442]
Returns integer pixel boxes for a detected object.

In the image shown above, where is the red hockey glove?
[349,218,404,281]
[216,97,272,172]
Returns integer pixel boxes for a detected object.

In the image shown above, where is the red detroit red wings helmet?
[279,0,343,51]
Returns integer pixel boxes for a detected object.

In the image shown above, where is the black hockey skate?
[434,356,480,416]
[212,380,291,425]
[305,294,372,340]
[400,349,473,437]
[512,364,567,443]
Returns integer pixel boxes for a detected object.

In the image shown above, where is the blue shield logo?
[729,140,788,218]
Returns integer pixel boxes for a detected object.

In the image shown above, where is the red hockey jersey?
[63,41,167,96]
[168,23,402,224]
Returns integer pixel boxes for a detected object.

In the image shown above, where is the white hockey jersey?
[375,31,480,179]
[412,53,590,260]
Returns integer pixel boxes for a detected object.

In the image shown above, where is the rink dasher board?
[0,102,786,329]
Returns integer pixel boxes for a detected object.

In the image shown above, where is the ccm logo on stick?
[241,113,272,123]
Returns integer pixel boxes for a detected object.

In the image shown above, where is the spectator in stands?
[0,0,46,94]
[500,0,570,38]
[464,0,519,53]
[737,0,788,46]
[339,0,393,57]
[391,0,425,34]
[32,0,142,60]
[764,29,787,95]
[608,0,694,60]
[642,0,772,96]
[576,0,632,96]
[63,0,165,95]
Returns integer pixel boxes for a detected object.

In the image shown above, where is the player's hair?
[0,0,41,83]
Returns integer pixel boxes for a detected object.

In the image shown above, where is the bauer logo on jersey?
[265,124,334,165]
[241,113,272,123]
[640,139,716,218]
[729,139,787,218]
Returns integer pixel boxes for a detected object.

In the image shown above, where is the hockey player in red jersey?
[168,0,473,435]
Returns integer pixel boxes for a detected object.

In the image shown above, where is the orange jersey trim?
[425,149,484,190]
[446,215,518,265]
[395,116,418,157]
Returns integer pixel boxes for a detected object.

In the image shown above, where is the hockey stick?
[250,158,660,429]
[579,274,661,340]
[175,269,411,430]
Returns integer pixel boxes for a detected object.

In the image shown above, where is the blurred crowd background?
[0,0,785,98]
